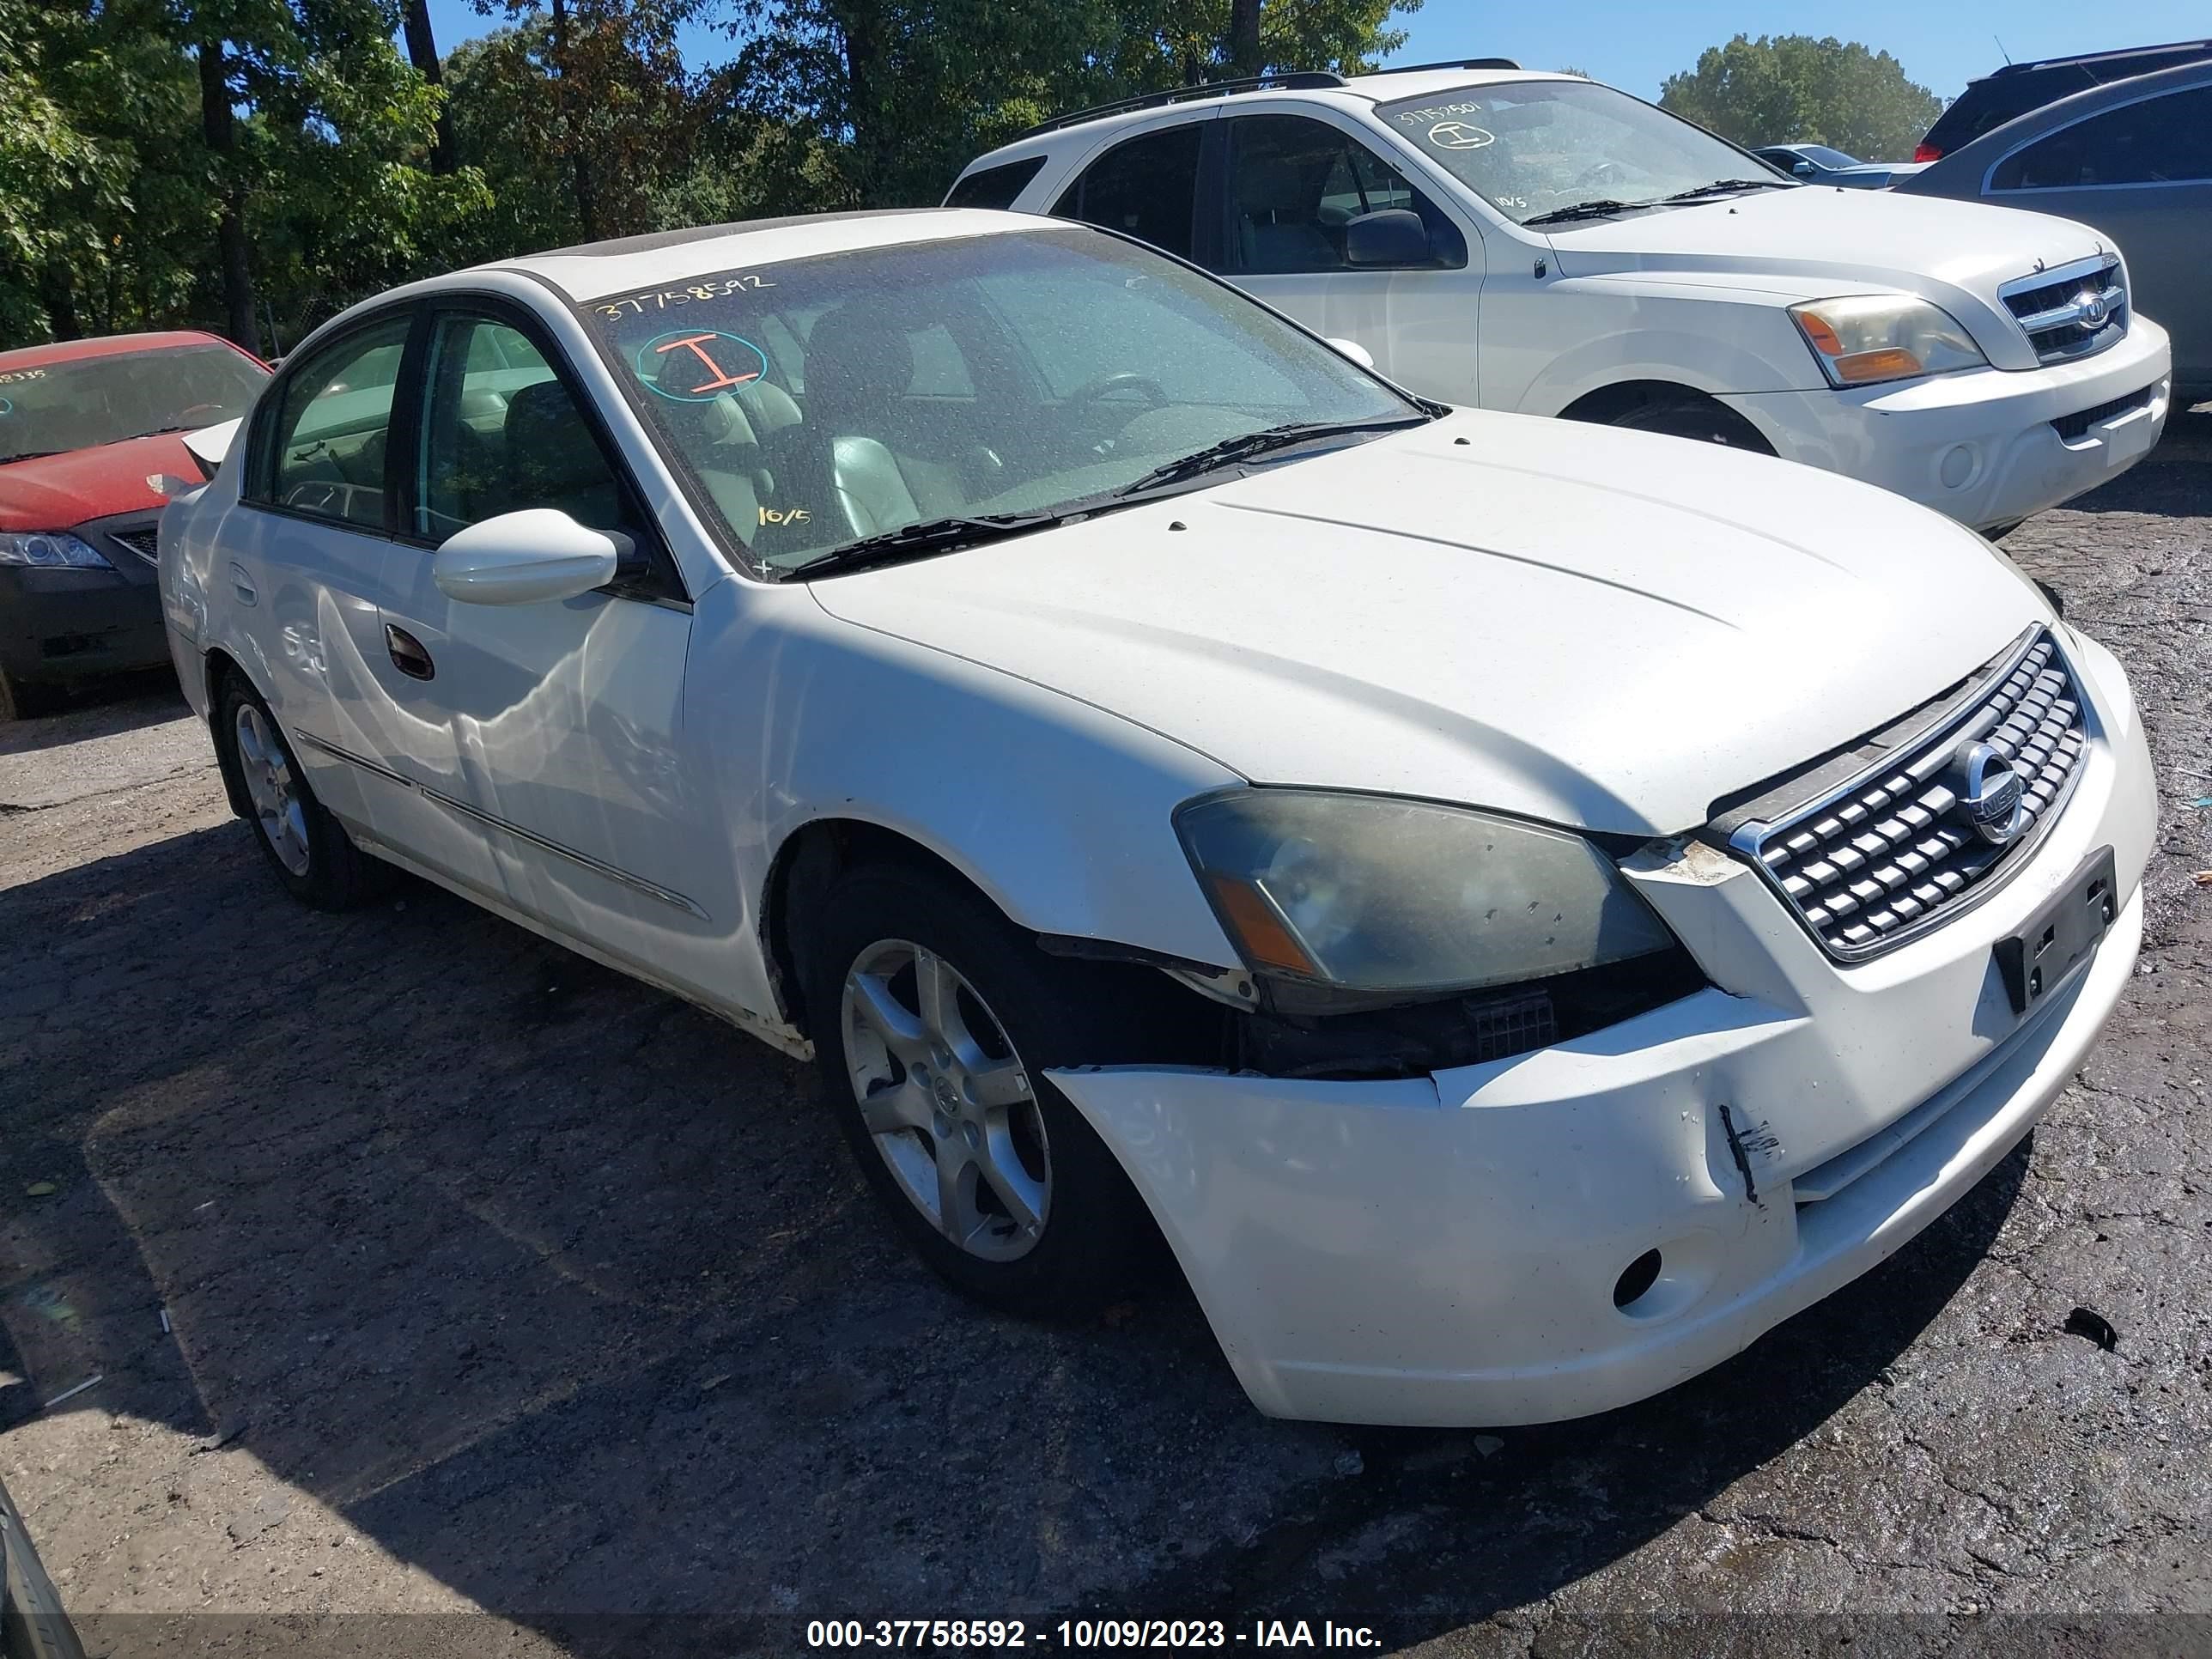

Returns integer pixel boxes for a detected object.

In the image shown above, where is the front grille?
[2000,254,2127,365]
[1727,630,2089,960]
[2052,383,2157,442]
[106,525,160,565]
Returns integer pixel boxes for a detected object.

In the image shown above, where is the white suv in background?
[951,62,2174,533]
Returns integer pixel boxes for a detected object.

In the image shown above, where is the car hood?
[0,433,196,532]
[1545,186,2107,368]
[807,413,2045,837]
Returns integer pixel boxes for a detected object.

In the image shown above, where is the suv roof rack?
[1988,37,2210,77]
[1364,58,1523,75]
[1015,71,1348,140]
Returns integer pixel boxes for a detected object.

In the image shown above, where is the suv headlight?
[1790,295,1987,386]
[1175,789,1676,1002]
[0,532,112,569]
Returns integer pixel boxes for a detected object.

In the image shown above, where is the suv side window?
[415,314,643,545]
[1990,87,2212,191]
[256,315,411,531]
[1049,123,1205,259]
[1224,115,1465,273]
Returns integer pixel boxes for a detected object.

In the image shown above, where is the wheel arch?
[762,816,998,1039]
[200,647,256,823]
[1557,380,1778,454]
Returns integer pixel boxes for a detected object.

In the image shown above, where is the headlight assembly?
[1175,788,1677,1005]
[1790,295,1987,387]
[0,532,112,569]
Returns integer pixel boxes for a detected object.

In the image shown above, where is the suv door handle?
[384,624,434,681]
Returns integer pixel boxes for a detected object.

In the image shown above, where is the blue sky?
[416,0,2208,104]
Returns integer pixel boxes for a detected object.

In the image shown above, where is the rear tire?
[217,677,379,910]
[1608,394,1774,453]
[805,861,1170,1316]
[0,668,62,722]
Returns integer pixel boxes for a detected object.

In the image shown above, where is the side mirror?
[433,508,635,605]
[182,418,240,482]
[1790,160,1814,178]
[1344,208,1432,269]
[1324,337,1376,370]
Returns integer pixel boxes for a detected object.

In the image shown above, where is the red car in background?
[0,331,268,719]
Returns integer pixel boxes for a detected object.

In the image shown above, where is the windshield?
[585,225,1420,574]
[1374,79,1785,224]
[0,343,267,463]
[1792,145,1861,169]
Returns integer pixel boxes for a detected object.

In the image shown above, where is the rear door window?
[1990,87,2212,190]
[1049,123,1206,259]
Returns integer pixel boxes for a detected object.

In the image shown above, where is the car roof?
[0,330,247,374]
[961,67,1577,175]
[1978,35,2211,82]
[1905,57,2212,184]
[482,207,1051,305]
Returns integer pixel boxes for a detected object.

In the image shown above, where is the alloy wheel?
[234,703,312,877]
[840,938,1051,1262]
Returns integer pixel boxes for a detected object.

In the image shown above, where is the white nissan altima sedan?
[160,208,2155,1426]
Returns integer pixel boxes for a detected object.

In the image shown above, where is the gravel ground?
[2,411,2208,1657]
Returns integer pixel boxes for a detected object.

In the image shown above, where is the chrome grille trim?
[1725,628,2091,962]
[1998,253,2127,366]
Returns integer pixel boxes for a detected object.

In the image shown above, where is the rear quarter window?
[945,155,1047,210]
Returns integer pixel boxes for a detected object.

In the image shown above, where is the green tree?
[723,0,1418,210]
[1658,33,1944,161]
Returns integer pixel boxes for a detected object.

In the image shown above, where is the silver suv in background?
[951,62,2173,533]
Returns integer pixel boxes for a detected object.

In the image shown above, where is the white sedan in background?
[161,209,2154,1425]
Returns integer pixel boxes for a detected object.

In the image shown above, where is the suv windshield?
[1374,79,1785,225]
[0,343,267,464]
[586,224,1422,575]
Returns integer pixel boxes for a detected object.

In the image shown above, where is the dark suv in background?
[1916,38,2212,160]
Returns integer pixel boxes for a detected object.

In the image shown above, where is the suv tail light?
[1912,142,1942,163]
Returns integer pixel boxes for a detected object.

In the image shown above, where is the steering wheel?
[179,402,225,424]
[1064,371,1168,410]
[1574,160,1626,190]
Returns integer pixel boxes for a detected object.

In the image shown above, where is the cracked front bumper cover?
[1046,629,2157,1426]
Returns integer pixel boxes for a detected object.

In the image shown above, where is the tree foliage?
[1658,33,1945,162]
[3,0,1419,349]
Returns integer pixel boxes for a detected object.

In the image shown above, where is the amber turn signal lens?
[1830,347,1925,383]
[1204,872,1321,976]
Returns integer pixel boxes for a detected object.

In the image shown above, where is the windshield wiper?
[782,511,1067,579]
[1659,179,1794,203]
[1521,198,1663,228]
[1116,416,1429,495]
[0,451,61,465]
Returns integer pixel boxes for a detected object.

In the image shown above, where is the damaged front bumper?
[1048,629,2157,1425]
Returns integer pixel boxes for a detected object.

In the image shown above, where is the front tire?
[806,862,1169,1316]
[0,667,61,722]
[217,678,378,909]
[1607,393,1774,453]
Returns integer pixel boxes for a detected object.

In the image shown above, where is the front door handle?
[384,624,434,682]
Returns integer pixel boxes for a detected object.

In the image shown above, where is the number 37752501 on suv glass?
[160,210,2155,1426]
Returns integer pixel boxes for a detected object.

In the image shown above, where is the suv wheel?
[1609,394,1774,453]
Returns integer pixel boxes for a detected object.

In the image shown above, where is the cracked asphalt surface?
[2,410,2208,1657]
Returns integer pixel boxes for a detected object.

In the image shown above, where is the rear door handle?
[228,561,257,605]
[384,624,434,682]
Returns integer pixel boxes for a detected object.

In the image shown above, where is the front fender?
[1498,278,1826,416]
[698,583,1248,976]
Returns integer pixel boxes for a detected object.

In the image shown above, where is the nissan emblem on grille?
[1723,629,2089,959]
[1951,742,2026,845]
